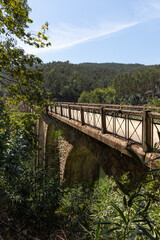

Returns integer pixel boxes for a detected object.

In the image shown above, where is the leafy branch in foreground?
[0,101,61,239]
[92,146,160,240]
[0,0,51,107]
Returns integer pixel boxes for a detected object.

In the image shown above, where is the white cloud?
[133,0,160,21]
[20,21,139,55]
[17,0,160,58]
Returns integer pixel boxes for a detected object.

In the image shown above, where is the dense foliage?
[0,101,61,239]
[78,86,116,104]
[112,67,160,99]
[42,61,148,102]
[57,172,160,240]
[0,0,50,106]
[0,103,160,240]
[41,61,160,106]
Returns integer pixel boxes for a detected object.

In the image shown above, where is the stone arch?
[38,117,45,166]
[64,146,100,186]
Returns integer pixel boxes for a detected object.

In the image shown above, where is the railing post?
[68,104,71,119]
[93,112,96,127]
[80,106,84,125]
[101,107,106,134]
[142,110,152,152]
[113,113,116,134]
[60,104,63,116]
[125,115,129,139]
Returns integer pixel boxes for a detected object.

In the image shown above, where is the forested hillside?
[112,67,160,98]
[41,61,149,102]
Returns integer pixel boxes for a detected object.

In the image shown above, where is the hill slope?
[42,61,150,102]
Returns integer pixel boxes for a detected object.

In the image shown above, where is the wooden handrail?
[54,102,160,110]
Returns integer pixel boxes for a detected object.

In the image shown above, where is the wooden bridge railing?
[47,102,160,152]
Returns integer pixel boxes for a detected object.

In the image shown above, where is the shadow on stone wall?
[64,146,100,187]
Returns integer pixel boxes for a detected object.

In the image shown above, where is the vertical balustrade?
[113,113,116,134]
[93,112,96,127]
[125,115,129,139]
[80,106,84,125]
[87,110,89,124]
[68,104,71,119]
[60,104,63,116]
[142,110,152,152]
[101,107,106,134]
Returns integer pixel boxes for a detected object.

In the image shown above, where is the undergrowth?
[0,100,160,239]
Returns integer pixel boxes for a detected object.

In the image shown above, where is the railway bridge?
[26,102,160,185]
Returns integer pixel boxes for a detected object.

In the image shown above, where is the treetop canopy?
[0,0,51,108]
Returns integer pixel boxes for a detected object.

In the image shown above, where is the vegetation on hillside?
[41,61,149,102]
[78,86,116,104]
[42,61,160,105]
[112,67,160,99]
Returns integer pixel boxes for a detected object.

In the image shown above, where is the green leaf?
[95,221,121,227]
[95,224,100,240]
[123,195,127,208]
[94,222,112,225]
[138,225,156,240]
[111,203,126,223]
[128,190,140,207]
[143,200,151,213]
[140,212,153,233]
[104,227,120,235]
[78,222,92,236]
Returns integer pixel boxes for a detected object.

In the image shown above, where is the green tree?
[78,91,90,103]
[112,67,160,101]
[0,0,51,106]
[78,87,116,104]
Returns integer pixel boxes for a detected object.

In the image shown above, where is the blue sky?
[23,0,160,65]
